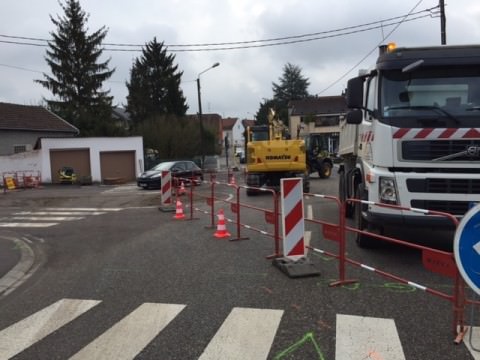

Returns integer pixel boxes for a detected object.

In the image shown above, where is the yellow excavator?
[245,109,310,195]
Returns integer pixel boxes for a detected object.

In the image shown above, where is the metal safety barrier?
[161,174,478,345]
[307,196,478,344]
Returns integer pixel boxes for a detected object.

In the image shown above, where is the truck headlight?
[379,177,398,204]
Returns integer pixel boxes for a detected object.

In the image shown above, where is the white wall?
[0,150,42,179]
[232,118,245,148]
[40,137,144,183]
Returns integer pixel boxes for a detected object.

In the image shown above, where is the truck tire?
[319,162,332,179]
[303,181,310,194]
[339,171,354,218]
[354,184,377,248]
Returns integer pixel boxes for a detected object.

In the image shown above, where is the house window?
[13,145,27,154]
[314,115,340,127]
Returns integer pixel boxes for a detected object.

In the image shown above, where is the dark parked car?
[137,160,203,189]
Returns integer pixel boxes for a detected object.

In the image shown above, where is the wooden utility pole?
[440,0,446,45]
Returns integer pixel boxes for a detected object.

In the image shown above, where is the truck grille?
[410,200,470,216]
[402,140,480,161]
[407,178,480,194]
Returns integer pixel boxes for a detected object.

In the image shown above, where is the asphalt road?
[0,173,478,359]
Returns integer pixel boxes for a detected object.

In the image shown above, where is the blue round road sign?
[454,204,480,296]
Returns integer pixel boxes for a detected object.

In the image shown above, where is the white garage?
[40,137,143,184]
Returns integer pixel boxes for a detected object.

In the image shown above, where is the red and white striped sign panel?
[280,178,305,260]
[393,127,480,139]
[161,171,172,205]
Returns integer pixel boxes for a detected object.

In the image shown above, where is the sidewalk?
[0,236,35,296]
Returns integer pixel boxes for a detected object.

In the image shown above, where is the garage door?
[50,149,91,184]
[100,151,136,182]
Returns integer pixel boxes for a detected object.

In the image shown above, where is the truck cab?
[339,43,480,246]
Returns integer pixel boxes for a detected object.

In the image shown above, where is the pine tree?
[272,63,310,103]
[255,98,278,125]
[271,63,310,124]
[36,0,115,136]
[126,37,188,125]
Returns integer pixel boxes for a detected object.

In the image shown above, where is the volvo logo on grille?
[466,146,480,157]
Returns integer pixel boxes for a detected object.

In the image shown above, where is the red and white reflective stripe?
[360,131,374,142]
[281,178,305,260]
[161,171,172,205]
[393,127,480,140]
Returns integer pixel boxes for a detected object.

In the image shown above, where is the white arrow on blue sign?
[454,204,480,296]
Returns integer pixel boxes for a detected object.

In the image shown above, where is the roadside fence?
[159,171,478,345]
[2,170,41,193]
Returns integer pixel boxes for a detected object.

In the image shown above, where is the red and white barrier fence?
[159,175,478,345]
[2,170,41,192]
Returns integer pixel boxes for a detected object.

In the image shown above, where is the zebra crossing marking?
[0,208,123,228]
[11,216,84,221]
[14,211,106,216]
[464,326,480,360]
[0,298,477,359]
[0,298,101,359]
[44,208,122,212]
[198,307,284,360]
[0,222,57,228]
[335,314,406,360]
[69,303,185,360]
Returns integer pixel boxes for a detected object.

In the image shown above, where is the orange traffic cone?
[229,174,236,185]
[178,181,186,195]
[173,200,186,220]
[214,209,231,238]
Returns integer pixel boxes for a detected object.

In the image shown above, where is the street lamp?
[197,62,220,167]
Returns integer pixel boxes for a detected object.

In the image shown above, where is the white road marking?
[45,208,122,212]
[0,299,101,359]
[11,217,84,221]
[199,307,283,360]
[464,326,480,360]
[305,204,313,249]
[335,314,405,360]
[14,211,106,216]
[0,208,121,228]
[0,222,57,228]
[69,303,185,360]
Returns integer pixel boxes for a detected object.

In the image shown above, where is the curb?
[0,236,36,297]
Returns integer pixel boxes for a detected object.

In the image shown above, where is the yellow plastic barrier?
[4,177,16,190]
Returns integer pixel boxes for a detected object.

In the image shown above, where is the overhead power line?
[0,6,438,52]
[317,0,429,95]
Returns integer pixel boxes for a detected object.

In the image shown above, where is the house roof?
[289,96,347,116]
[0,102,79,133]
[242,119,256,128]
[222,117,237,130]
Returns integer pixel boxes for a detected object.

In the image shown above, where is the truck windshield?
[380,67,480,119]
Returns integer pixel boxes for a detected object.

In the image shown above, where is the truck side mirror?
[346,77,365,109]
[346,109,363,124]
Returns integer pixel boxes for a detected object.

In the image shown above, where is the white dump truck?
[338,43,480,247]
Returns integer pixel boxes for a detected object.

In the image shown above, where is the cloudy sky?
[1,0,480,119]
